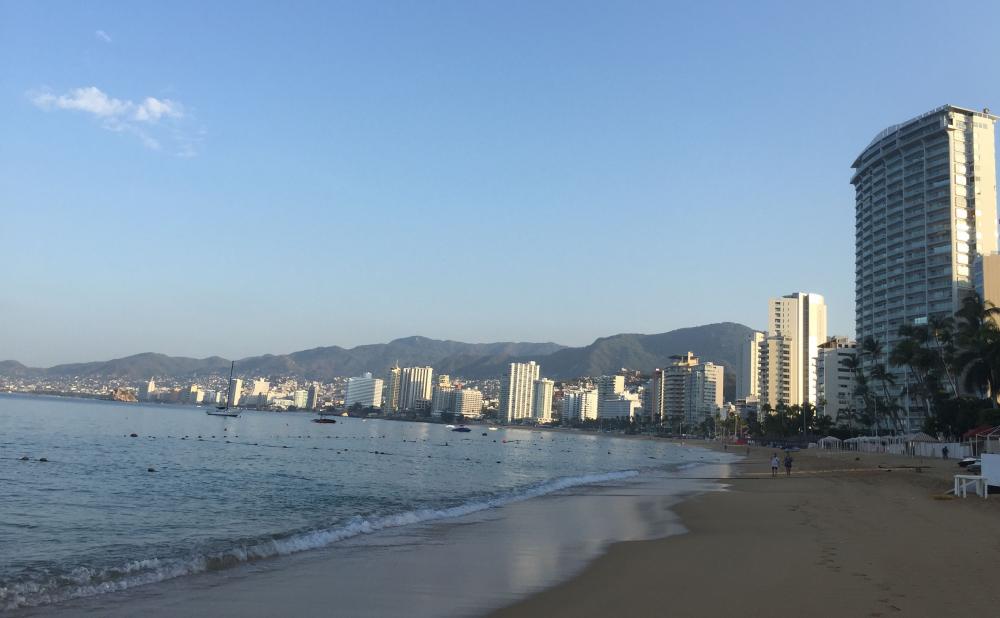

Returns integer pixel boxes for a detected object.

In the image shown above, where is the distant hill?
[1,324,754,399]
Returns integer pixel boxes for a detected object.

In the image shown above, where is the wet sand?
[28,453,734,617]
[492,445,1000,618]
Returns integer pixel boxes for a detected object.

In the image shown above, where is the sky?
[3,1,1000,366]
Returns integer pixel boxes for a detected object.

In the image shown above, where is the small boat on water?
[207,362,240,417]
[313,410,339,424]
[489,427,499,431]
[451,425,472,433]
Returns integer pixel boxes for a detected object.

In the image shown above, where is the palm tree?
[954,294,1000,406]
[927,314,960,398]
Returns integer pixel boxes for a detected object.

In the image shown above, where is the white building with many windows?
[499,361,540,423]
[344,372,384,409]
[852,105,998,428]
[816,337,857,422]
[532,378,554,422]
[399,366,434,411]
[758,292,827,408]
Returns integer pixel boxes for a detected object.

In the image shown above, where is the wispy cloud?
[29,86,198,155]
[95,30,112,43]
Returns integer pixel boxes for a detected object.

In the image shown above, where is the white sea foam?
[0,469,639,611]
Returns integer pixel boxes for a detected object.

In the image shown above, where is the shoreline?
[22,453,734,617]
[491,444,1000,617]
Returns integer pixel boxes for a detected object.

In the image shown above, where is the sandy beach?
[493,444,1000,617]
[18,442,1000,617]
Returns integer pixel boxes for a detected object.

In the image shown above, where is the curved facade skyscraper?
[851,104,998,428]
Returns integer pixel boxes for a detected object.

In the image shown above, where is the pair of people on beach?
[770,453,793,477]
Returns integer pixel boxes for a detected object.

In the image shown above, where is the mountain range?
[1,322,756,400]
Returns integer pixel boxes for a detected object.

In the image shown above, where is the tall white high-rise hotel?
[852,105,998,426]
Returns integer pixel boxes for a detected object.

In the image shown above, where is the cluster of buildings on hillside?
[138,377,322,411]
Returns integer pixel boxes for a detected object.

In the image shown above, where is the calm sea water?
[0,394,702,611]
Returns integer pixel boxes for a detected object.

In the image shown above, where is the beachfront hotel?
[816,336,857,421]
[532,378,555,421]
[736,331,764,400]
[383,365,401,413]
[399,366,434,411]
[852,105,999,429]
[344,372,384,409]
[499,361,540,422]
[758,292,828,408]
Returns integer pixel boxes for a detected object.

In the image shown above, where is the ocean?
[0,394,725,613]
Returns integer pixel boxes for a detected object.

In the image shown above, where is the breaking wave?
[0,470,638,611]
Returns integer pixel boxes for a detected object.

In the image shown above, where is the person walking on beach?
[784,453,793,476]
[770,454,779,477]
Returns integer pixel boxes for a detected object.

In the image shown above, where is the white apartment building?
[758,292,827,408]
[227,378,243,407]
[499,361,540,423]
[431,385,455,415]
[598,394,641,420]
[139,378,156,401]
[384,365,401,413]
[454,388,484,418]
[532,378,555,422]
[306,383,320,411]
[561,387,599,422]
[816,337,857,422]
[657,352,724,430]
[645,368,666,423]
[596,374,625,418]
[737,331,764,399]
[852,105,998,428]
[292,389,308,409]
[344,372,384,409]
[399,366,434,411]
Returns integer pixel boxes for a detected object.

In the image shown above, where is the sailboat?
[207,361,240,417]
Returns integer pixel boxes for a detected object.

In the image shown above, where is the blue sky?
[3,1,1000,366]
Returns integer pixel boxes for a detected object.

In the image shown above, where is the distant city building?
[453,388,484,418]
[292,389,308,409]
[203,389,220,405]
[384,365,401,414]
[227,378,243,408]
[561,387,599,422]
[758,292,827,408]
[598,394,640,420]
[646,368,666,423]
[596,374,625,418]
[139,378,156,401]
[431,384,456,415]
[250,379,270,407]
[306,383,320,410]
[437,374,451,388]
[852,105,997,429]
[400,366,434,411]
[499,361,540,423]
[817,337,857,422]
[659,352,724,430]
[532,378,555,422]
[344,372,384,409]
[737,332,764,400]
[184,384,203,404]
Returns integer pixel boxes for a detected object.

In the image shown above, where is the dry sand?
[492,445,1000,618]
